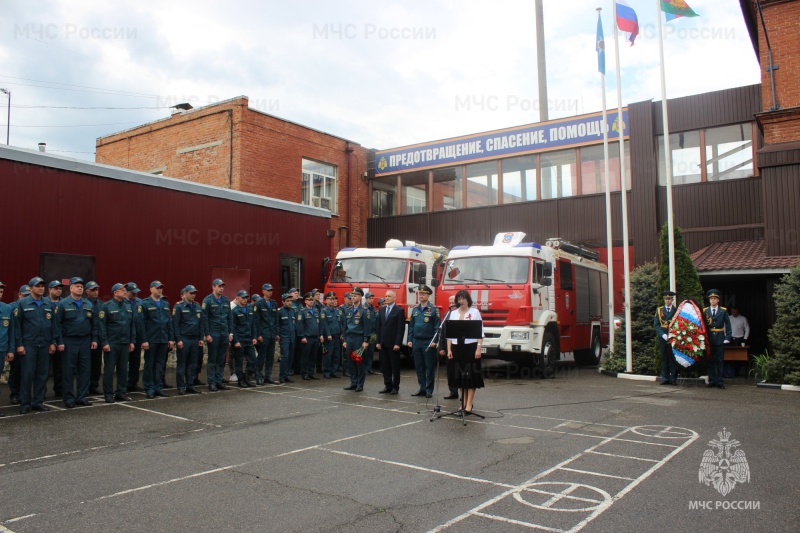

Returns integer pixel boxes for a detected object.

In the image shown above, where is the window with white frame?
[301,159,338,213]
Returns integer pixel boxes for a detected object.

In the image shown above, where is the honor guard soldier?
[85,281,104,394]
[254,283,279,385]
[14,277,58,414]
[704,289,732,389]
[322,291,343,378]
[44,280,64,397]
[140,281,175,398]
[654,291,679,385]
[231,290,257,387]
[125,282,145,392]
[99,283,136,403]
[173,285,203,395]
[7,285,30,405]
[342,287,374,392]
[407,284,440,398]
[0,281,14,416]
[201,279,234,392]
[277,293,297,383]
[297,292,327,380]
[54,277,98,407]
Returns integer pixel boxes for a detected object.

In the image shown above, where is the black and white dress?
[449,308,485,389]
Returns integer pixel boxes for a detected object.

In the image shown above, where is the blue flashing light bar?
[340,247,358,252]
[452,245,470,250]
[396,246,423,253]
[515,242,542,249]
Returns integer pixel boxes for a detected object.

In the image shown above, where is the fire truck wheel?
[540,332,558,378]
[575,329,602,366]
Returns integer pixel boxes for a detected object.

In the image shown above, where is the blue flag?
[596,13,605,74]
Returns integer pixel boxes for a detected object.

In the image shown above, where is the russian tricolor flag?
[616,0,639,46]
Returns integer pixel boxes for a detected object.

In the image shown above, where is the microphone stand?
[427,309,450,421]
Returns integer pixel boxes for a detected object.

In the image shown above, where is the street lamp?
[0,88,9,145]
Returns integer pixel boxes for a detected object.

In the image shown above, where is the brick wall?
[96,97,370,254]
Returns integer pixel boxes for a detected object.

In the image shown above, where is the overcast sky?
[0,0,760,161]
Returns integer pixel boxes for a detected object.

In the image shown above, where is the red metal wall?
[0,158,330,303]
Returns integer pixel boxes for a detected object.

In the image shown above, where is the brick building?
[96,97,371,257]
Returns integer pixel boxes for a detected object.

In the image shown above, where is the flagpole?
[657,0,677,292]
[598,7,614,354]
[612,0,633,373]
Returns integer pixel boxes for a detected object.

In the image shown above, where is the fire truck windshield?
[444,257,529,285]
[329,258,407,284]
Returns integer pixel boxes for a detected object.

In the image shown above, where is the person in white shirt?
[728,307,750,346]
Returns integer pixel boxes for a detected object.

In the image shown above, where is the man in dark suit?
[375,290,405,395]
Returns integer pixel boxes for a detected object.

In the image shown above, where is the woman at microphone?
[446,290,485,413]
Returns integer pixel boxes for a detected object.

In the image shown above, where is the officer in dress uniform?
[125,282,145,392]
[173,285,203,395]
[338,292,353,376]
[140,281,175,398]
[407,284,440,398]
[14,277,58,414]
[7,285,30,405]
[0,281,14,416]
[277,293,296,383]
[99,283,136,403]
[54,277,98,407]
[342,287,374,392]
[654,291,679,385]
[85,281,104,395]
[298,292,328,380]
[704,289,732,389]
[322,291,343,378]
[44,280,63,397]
[201,278,234,392]
[254,283,279,385]
[231,290,257,387]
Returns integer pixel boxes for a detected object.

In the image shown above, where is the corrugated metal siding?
[628,100,660,264]
[653,84,762,134]
[0,159,329,301]
[656,178,763,229]
[762,164,800,256]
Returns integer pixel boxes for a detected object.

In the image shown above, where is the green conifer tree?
[767,265,800,384]
[657,222,704,305]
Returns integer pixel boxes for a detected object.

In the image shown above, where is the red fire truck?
[438,232,609,375]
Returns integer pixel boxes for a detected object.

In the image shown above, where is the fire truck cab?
[439,232,609,375]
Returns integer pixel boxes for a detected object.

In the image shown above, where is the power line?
[7,121,155,128]
[11,105,170,110]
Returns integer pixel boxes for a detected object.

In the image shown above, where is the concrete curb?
[598,367,706,386]
[756,382,800,391]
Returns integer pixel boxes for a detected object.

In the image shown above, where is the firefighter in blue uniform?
[140,281,175,398]
[338,292,353,376]
[13,277,57,414]
[85,281,104,394]
[54,277,98,407]
[277,293,296,383]
[407,284,440,397]
[0,281,14,416]
[254,283,279,385]
[99,283,136,403]
[231,290,257,387]
[654,290,679,385]
[704,289,732,389]
[7,285,30,405]
[44,280,64,397]
[289,287,305,376]
[297,292,327,380]
[173,285,203,395]
[363,292,379,374]
[201,278,233,392]
[342,287,374,392]
[125,282,145,392]
[322,291,343,378]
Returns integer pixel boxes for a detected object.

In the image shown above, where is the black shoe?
[10,396,20,405]
[411,391,425,397]
[355,387,364,392]
[302,375,311,381]
[146,391,155,399]
[717,383,725,389]
[155,390,170,397]
[329,374,339,378]
[105,395,116,403]
[194,378,205,386]
[378,388,392,394]
[390,390,399,395]
[178,389,188,395]
[0,412,5,417]
[65,402,75,408]
[128,385,142,392]
[706,383,715,388]
[209,383,219,392]
[162,383,173,389]
[660,381,671,385]
[186,387,202,394]
[443,393,459,400]
[323,375,331,379]
[426,393,433,398]
[265,379,277,385]
[343,385,357,390]
[238,381,250,388]
[283,377,294,383]
[218,383,231,390]
[115,394,132,402]
[76,399,93,406]
[308,374,320,380]
[256,379,264,386]
[20,405,31,414]
[32,405,51,412]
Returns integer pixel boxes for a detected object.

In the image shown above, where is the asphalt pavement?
[1,362,798,532]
